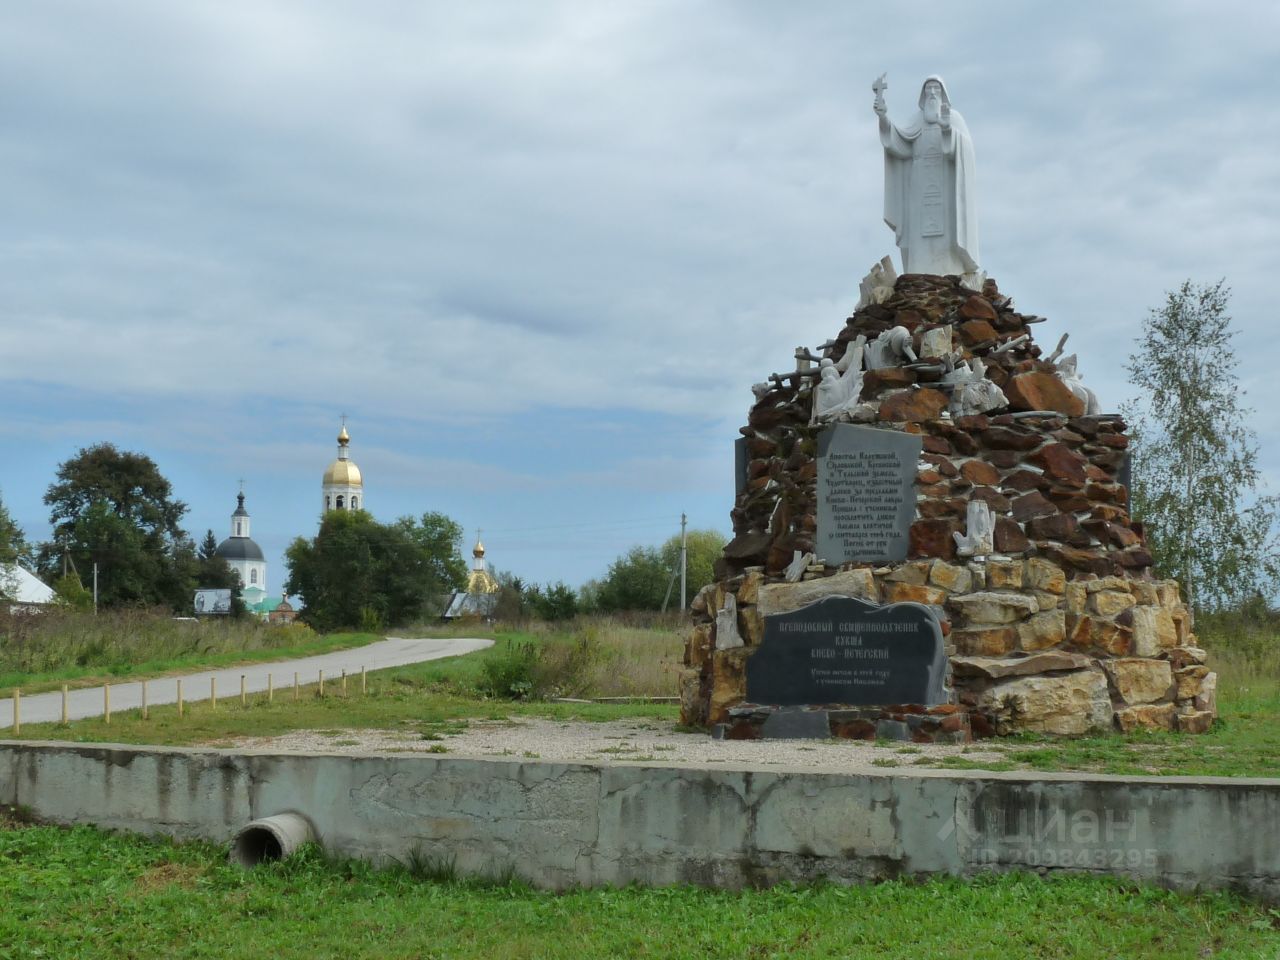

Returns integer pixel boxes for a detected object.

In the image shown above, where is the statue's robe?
[881,79,980,278]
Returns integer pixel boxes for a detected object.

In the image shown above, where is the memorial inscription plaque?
[816,423,921,564]
[745,595,947,707]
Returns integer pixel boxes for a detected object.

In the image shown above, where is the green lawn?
[0,818,1275,959]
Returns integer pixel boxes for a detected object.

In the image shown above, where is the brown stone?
[756,569,880,617]
[929,560,972,593]
[745,437,777,458]
[722,531,772,562]
[922,435,952,455]
[988,450,1021,469]
[980,427,1042,451]
[1011,491,1058,522]
[1105,658,1174,705]
[708,648,748,724]
[1175,665,1210,700]
[1029,443,1089,486]
[993,518,1030,553]
[921,453,960,477]
[862,367,916,395]
[1115,702,1176,732]
[958,318,999,346]
[884,582,948,605]
[1131,606,1178,657]
[1041,545,1115,576]
[1114,548,1154,569]
[910,518,957,559]
[1167,646,1209,669]
[1029,513,1080,541]
[954,415,990,431]
[1046,490,1092,513]
[1091,589,1135,617]
[1195,672,1218,714]
[1086,482,1128,505]
[969,486,1012,514]
[879,388,949,422]
[1002,469,1048,492]
[959,294,998,322]
[949,591,1038,625]
[686,623,713,671]
[1106,524,1141,548]
[885,561,933,585]
[960,460,1001,485]
[952,627,1018,655]
[1004,372,1086,416]
[736,571,764,606]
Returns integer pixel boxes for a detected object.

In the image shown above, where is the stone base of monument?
[714,703,972,743]
[682,274,1217,739]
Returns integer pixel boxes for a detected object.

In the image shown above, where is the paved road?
[0,636,493,728]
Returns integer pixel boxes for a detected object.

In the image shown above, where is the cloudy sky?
[3,1,1278,593]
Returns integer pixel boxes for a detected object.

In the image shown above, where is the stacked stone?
[683,274,1216,738]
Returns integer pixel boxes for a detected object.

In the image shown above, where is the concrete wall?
[2,740,1277,900]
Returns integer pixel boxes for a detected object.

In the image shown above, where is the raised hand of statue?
[872,73,888,117]
[940,100,951,129]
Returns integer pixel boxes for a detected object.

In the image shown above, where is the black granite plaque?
[745,595,947,707]
[816,424,921,564]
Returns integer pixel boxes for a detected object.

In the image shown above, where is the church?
[323,423,364,513]
[443,536,500,619]
[214,490,269,610]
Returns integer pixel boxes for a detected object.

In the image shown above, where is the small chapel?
[443,536,500,619]
[215,491,268,609]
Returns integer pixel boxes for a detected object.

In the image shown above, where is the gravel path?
[224,717,1011,774]
[0,637,492,726]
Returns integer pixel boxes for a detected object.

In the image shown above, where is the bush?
[476,638,539,700]
[476,629,603,700]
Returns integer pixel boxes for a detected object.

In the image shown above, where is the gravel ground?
[223,717,1012,774]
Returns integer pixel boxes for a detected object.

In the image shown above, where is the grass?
[0,818,1276,959]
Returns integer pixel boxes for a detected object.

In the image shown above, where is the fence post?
[318,670,325,698]
[210,677,217,710]
[61,685,68,725]
[341,669,347,696]
[294,672,299,701]
[177,678,184,717]
[142,679,149,720]
[240,675,246,707]
[361,666,367,695]
[12,689,19,735]
[268,673,274,703]
[104,684,111,725]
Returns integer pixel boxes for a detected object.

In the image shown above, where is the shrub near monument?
[681,75,1210,741]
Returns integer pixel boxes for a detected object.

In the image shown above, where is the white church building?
[215,491,268,608]
[323,424,364,513]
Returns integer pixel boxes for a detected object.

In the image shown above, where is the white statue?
[1056,354,1101,416]
[812,336,867,422]
[953,500,995,558]
[944,357,1008,418]
[857,255,898,309]
[715,594,744,649]
[874,74,980,283]
[864,325,917,370]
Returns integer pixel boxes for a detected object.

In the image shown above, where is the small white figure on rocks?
[875,73,981,285]
[1056,354,1101,416]
[715,594,744,650]
[953,500,995,557]
[944,357,1008,418]
[857,255,899,309]
[784,550,816,583]
[864,325,918,370]
[812,335,867,422]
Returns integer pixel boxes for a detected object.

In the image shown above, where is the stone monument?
[682,76,1214,741]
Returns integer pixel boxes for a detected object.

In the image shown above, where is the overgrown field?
[0,607,379,695]
[0,817,1275,959]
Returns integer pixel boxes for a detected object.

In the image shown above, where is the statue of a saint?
[874,74,980,283]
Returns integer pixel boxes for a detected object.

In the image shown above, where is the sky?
[3,1,1279,594]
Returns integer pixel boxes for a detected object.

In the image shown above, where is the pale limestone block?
[1092,590,1136,618]
[1115,703,1176,732]
[949,591,1037,625]
[1104,659,1174,705]
[1025,558,1066,595]
[1017,609,1066,651]
[928,560,972,594]
[757,569,879,617]
[1131,606,1178,657]
[1064,581,1087,616]
[986,559,1023,590]
[977,668,1113,735]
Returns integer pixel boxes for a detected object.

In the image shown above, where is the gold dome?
[338,425,350,444]
[473,538,485,558]
[323,459,363,486]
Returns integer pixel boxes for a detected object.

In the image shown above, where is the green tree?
[1124,279,1280,612]
[529,581,579,621]
[39,444,195,610]
[593,545,670,612]
[284,510,467,630]
[0,493,35,601]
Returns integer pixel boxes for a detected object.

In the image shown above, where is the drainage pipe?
[229,812,315,867]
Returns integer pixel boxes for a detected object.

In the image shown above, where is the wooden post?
[318,670,325,698]
[177,678,184,717]
[268,673,274,703]
[210,677,217,709]
[12,689,19,735]
[341,669,347,695]
[61,685,68,725]
[240,675,247,707]
[104,684,111,725]
[361,666,367,695]
[293,672,299,701]
[142,679,149,720]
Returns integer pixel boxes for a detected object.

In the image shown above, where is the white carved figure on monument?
[1056,354,1102,416]
[874,73,981,284]
[953,500,995,558]
[812,335,868,422]
[856,255,899,309]
[943,357,1008,418]
[864,325,917,370]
